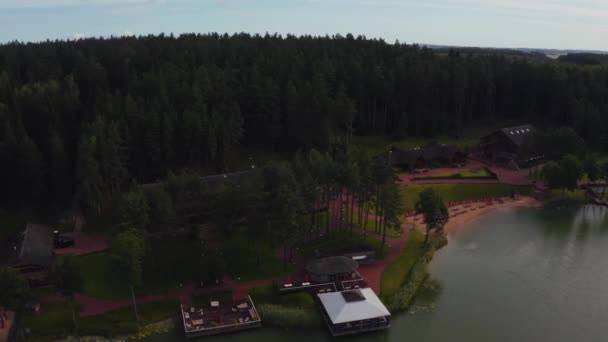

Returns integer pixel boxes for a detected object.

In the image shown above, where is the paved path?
[54,232,108,256]
[356,226,411,293]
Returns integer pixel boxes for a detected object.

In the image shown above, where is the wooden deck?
[181,296,262,339]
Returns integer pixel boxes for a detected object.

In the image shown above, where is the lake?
[146,205,608,342]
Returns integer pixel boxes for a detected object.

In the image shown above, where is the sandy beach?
[409,196,542,234]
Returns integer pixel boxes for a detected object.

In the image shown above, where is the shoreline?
[443,196,542,234]
[408,196,542,235]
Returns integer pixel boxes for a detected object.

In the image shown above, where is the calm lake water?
[146,205,608,342]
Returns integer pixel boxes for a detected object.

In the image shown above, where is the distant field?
[401,184,533,211]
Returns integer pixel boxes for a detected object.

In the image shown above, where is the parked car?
[53,234,75,249]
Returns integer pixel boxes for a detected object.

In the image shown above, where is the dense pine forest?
[1,33,608,212]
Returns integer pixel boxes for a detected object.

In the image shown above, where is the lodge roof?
[306,256,359,276]
[499,124,536,147]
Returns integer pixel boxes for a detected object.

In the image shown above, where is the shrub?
[257,304,322,329]
[385,258,429,312]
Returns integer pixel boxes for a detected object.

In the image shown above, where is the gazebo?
[317,288,391,336]
[306,256,358,283]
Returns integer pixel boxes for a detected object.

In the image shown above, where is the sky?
[0,0,607,50]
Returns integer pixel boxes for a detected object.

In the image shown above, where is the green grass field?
[75,250,184,300]
[380,230,426,299]
[401,183,533,211]
[348,125,502,157]
[423,167,495,179]
[298,230,387,259]
[342,207,403,238]
[0,209,26,241]
[75,252,132,299]
[223,228,293,282]
[21,299,179,341]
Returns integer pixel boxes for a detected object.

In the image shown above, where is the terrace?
[181,296,262,338]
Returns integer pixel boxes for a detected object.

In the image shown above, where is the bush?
[256,304,322,329]
[249,285,315,309]
[382,233,447,312]
[385,258,429,312]
[380,230,426,298]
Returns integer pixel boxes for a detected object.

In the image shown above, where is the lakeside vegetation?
[20,299,179,341]
[249,285,321,329]
[380,230,426,299]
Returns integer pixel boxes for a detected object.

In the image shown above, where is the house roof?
[306,256,358,276]
[499,125,536,147]
[318,288,391,324]
[19,224,53,267]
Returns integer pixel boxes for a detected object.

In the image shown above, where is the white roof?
[317,288,391,324]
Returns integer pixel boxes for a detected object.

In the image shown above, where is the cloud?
[355,0,608,19]
[0,0,169,8]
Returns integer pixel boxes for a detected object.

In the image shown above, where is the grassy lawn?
[75,252,182,300]
[401,183,534,211]
[74,236,208,299]
[349,125,500,157]
[422,167,495,179]
[298,230,387,259]
[380,230,426,299]
[192,289,233,306]
[343,207,403,238]
[22,299,179,341]
[249,285,315,309]
[21,301,77,342]
[223,227,293,282]
[0,209,26,240]
[78,299,179,335]
[73,252,135,299]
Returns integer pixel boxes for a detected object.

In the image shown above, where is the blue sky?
[0,0,607,50]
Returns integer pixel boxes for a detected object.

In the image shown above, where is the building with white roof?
[317,288,391,336]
